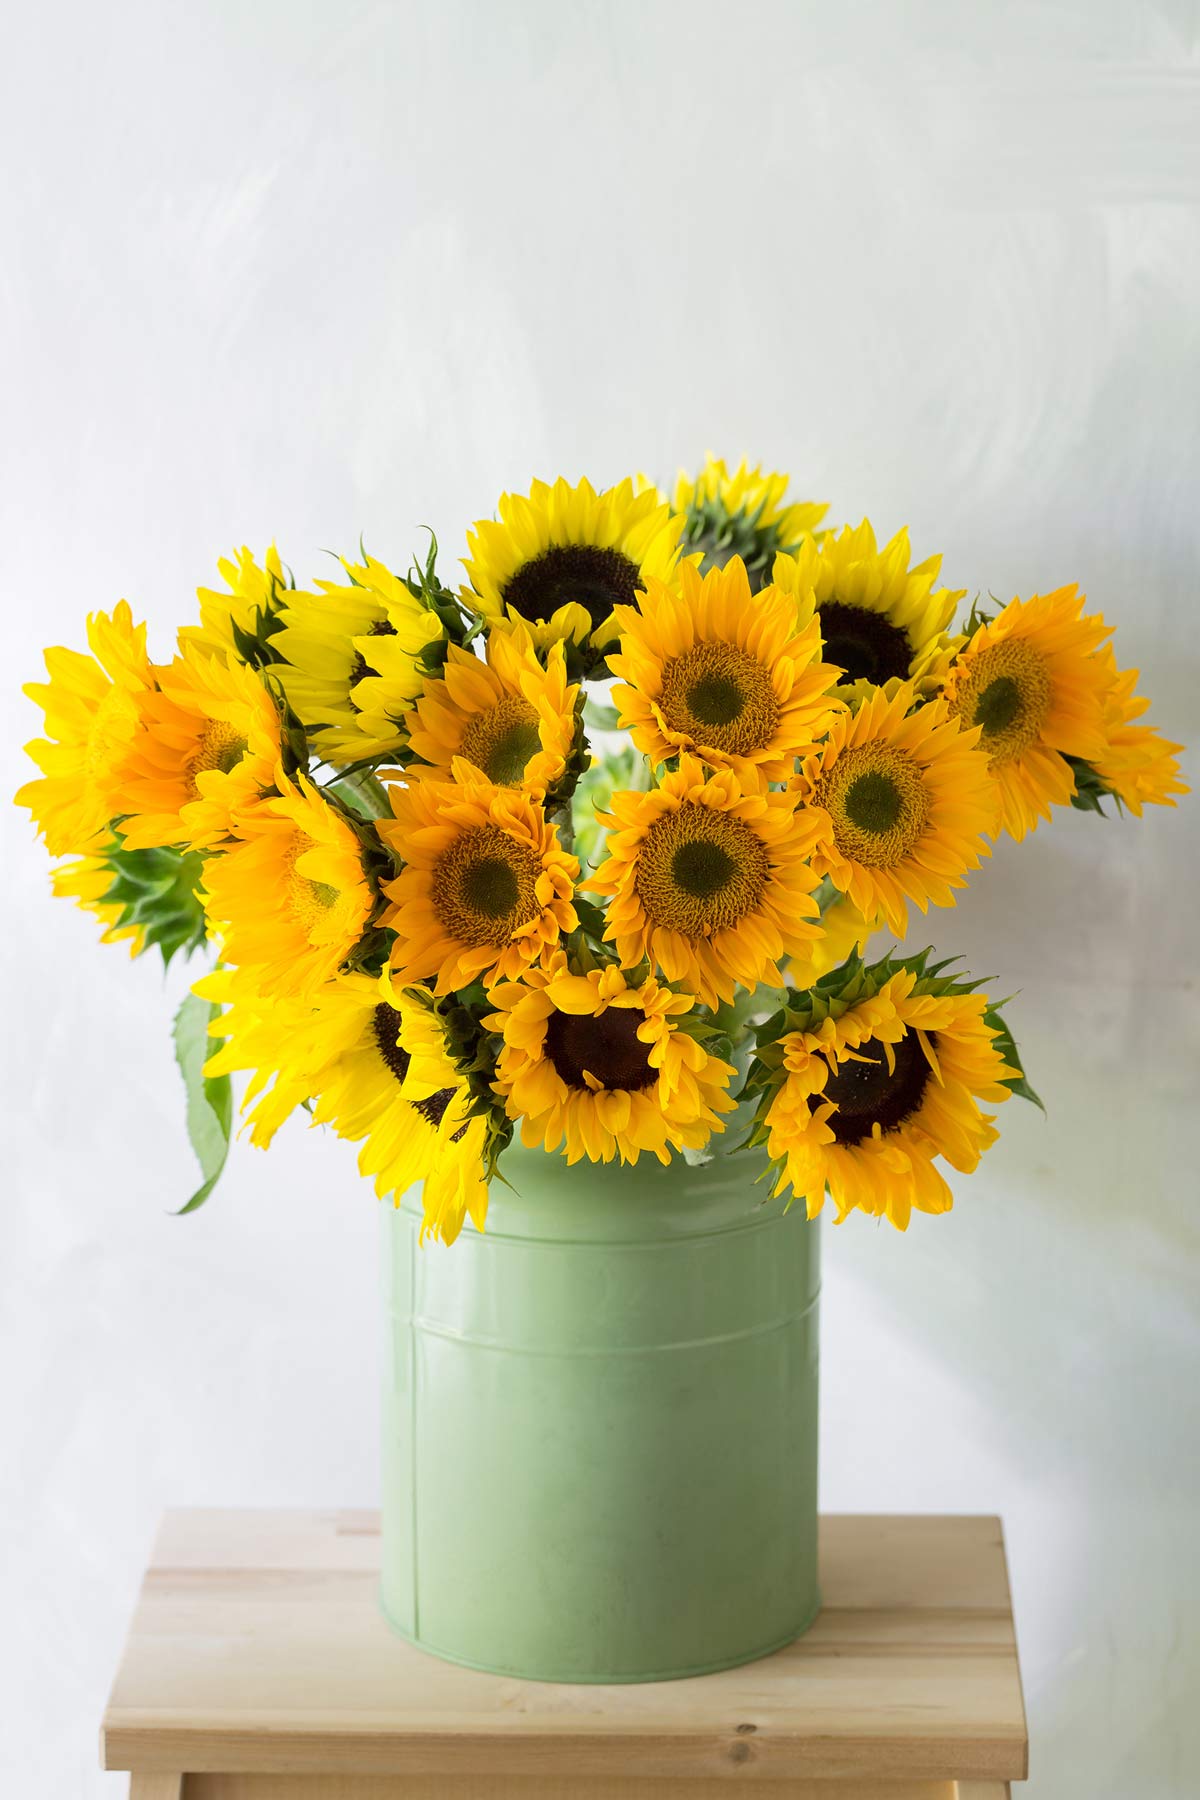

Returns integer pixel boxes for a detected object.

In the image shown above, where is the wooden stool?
[101,1510,1027,1799]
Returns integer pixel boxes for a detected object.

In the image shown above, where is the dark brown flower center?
[371,1002,456,1127]
[820,1030,932,1145]
[350,619,398,686]
[819,602,912,686]
[543,1005,656,1092]
[502,544,641,631]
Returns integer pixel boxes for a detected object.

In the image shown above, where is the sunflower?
[486,952,736,1165]
[587,757,826,1006]
[753,960,1017,1230]
[772,521,964,701]
[181,545,291,662]
[17,601,153,855]
[939,586,1113,841]
[111,645,282,851]
[270,552,445,764]
[1085,645,1187,816]
[606,557,843,780]
[793,684,994,937]
[799,895,882,985]
[461,475,683,665]
[50,844,146,956]
[670,454,828,588]
[199,966,487,1243]
[404,627,578,794]
[200,769,375,996]
[379,765,578,994]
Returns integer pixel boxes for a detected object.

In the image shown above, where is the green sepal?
[406,529,472,647]
[680,492,806,590]
[171,989,233,1213]
[1065,755,1120,815]
[98,837,209,969]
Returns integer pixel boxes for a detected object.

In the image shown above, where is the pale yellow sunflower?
[181,545,292,662]
[773,521,964,701]
[670,454,828,588]
[379,763,578,994]
[939,585,1113,841]
[1087,644,1188,816]
[270,552,445,764]
[586,757,826,1007]
[112,644,282,851]
[792,683,995,937]
[606,557,843,780]
[757,964,1017,1230]
[17,601,153,855]
[486,952,736,1165]
[200,769,375,996]
[404,626,578,794]
[461,475,683,662]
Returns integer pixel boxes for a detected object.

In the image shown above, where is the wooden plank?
[131,1777,183,1800]
[102,1512,1028,1784]
[955,1786,1012,1800]
[184,1778,961,1799]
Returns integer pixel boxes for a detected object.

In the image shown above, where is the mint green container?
[380,1138,821,1682]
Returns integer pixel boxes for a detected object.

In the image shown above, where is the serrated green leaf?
[172,990,233,1212]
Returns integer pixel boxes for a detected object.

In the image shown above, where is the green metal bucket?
[380,1137,821,1682]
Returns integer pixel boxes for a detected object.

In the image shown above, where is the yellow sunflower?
[404,626,578,794]
[461,475,683,662]
[111,645,282,851]
[939,586,1113,841]
[793,684,995,937]
[772,521,964,701]
[1087,645,1188,816]
[181,545,291,662]
[486,952,736,1165]
[757,964,1017,1230]
[270,552,445,764]
[670,454,828,588]
[606,557,843,780]
[379,764,578,994]
[200,768,375,995]
[50,844,146,956]
[199,966,487,1243]
[17,601,153,856]
[586,757,826,1007]
[799,895,882,985]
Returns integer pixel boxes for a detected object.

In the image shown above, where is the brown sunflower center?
[350,618,397,687]
[187,719,249,795]
[543,1005,656,1092]
[813,743,929,868]
[657,642,781,759]
[432,823,541,947]
[371,1002,456,1127]
[459,695,543,786]
[502,544,642,631]
[820,1030,933,1145]
[950,640,1052,767]
[634,802,770,938]
[819,601,913,686]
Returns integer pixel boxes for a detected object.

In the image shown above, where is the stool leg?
[129,1777,183,1800]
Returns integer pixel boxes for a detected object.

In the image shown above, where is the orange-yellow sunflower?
[939,585,1112,841]
[606,556,843,780]
[17,601,153,855]
[200,769,375,995]
[773,521,963,701]
[1088,645,1187,816]
[792,684,995,937]
[586,757,826,1007]
[755,962,1017,1230]
[461,475,683,662]
[404,626,578,794]
[199,966,487,1243]
[379,763,578,994]
[486,952,736,1165]
[112,645,282,851]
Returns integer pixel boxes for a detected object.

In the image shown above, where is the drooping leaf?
[985,1005,1046,1112]
[171,990,233,1212]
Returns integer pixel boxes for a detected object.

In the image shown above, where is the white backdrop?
[2,4,1198,1795]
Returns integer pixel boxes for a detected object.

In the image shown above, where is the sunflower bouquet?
[17,460,1186,1243]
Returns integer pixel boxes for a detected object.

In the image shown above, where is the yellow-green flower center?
[813,742,929,868]
[950,639,1052,767]
[285,831,342,931]
[634,803,770,937]
[657,642,780,760]
[188,719,249,795]
[433,823,541,946]
[459,695,543,786]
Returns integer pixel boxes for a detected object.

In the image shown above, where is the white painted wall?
[2,3,1197,1794]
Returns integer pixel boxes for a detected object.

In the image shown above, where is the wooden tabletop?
[101,1510,1027,1787]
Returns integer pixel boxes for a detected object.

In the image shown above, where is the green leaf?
[171,990,233,1212]
[984,1005,1046,1112]
[584,700,623,734]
